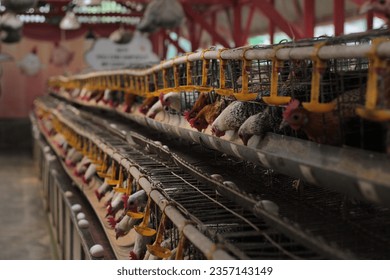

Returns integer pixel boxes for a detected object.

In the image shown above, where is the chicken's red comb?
[107,216,116,228]
[129,251,138,260]
[94,189,102,201]
[183,110,191,120]
[159,92,165,105]
[283,99,300,119]
[189,118,196,127]
[139,106,148,114]
[122,194,129,207]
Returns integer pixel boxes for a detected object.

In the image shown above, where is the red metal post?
[269,0,275,44]
[242,3,256,45]
[183,5,230,47]
[252,0,304,40]
[304,0,315,38]
[334,0,345,36]
[233,2,242,47]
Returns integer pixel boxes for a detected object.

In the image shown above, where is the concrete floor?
[0,150,55,259]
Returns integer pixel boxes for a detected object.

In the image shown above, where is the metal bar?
[304,0,315,38]
[183,5,231,47]
[334,0,345,36]
[252,0,305,39]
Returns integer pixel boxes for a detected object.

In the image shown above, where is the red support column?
[269,0,275,44]
[184,5,230,47]
[233,2,242,47]
[211,11,217,45]
[242,3,256,45]
[366,11,374,30]
[334,0,345,36]
[304,0,315,38]
[252,1,304,39]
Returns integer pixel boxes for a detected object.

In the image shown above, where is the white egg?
[64,191,73,198]
[89,244,104,258]
[76,212,86,220]
[78,219,89,229]
[71,204,82,212]
[258,200,279,215]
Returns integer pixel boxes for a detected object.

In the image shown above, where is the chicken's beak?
[279,120,289,130]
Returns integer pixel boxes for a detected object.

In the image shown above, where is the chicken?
[211,101,262,137]
[280,87,362,146]
[98,89,116,107]
[114,214,139,239]
[125,189,147,212]
[65,148,83,167]
[129,225,154,260]
[139,96,158,115]
[184,91,212,121]
[238,106,282,145]
[159,91,181,112]
[360,0,390,22]
[82,163,96,184]
[52,133,67,150]
[122,93,136,113]
[145,99,162,119]
[106,192,127,217]
[189,98,227,132]
[74,155,91,177]
[94,181,110,201]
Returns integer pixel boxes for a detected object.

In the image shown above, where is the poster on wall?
[84,32,160,70]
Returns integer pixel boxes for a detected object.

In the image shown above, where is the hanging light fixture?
[74,0,102,6]
[0,12,23,43]
[59,3,80,30]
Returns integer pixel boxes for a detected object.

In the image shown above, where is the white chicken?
[211,101,262,137]
[129,225,154,260]
[74,155,91,177]
[82,163,96,184]
[114,214,139,239]
[65,147,83,167]
[106,191,126,217]
[125,189,147,212]
[94,180,110,201]
[146,99,163,119]
[159,91,181,112]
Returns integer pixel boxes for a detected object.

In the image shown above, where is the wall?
[0,35,92,149]
[0,36,91,118]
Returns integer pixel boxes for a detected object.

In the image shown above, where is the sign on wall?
[84,32,160,70]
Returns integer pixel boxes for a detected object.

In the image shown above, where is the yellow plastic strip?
[302,42,336,112]
[356,37,390,121]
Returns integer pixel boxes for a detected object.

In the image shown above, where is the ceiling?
[0,0,377,56]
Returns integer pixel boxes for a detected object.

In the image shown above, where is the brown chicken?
[122,93,136,113]
[184,91,213,121]
[139,96,158,115]
[189,98,227,132]
[280,87,362,146]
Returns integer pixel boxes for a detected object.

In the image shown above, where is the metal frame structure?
[2,0,383,58]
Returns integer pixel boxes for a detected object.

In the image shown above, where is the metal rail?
[35,96,326,259]
[34,96,390,259]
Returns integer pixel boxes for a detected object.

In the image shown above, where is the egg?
[71,204,82,213]
[257,200,279,215]
[76,212,86,220]
[89,244,104,258]
[78,219,89,229]
[64,191,73,198]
